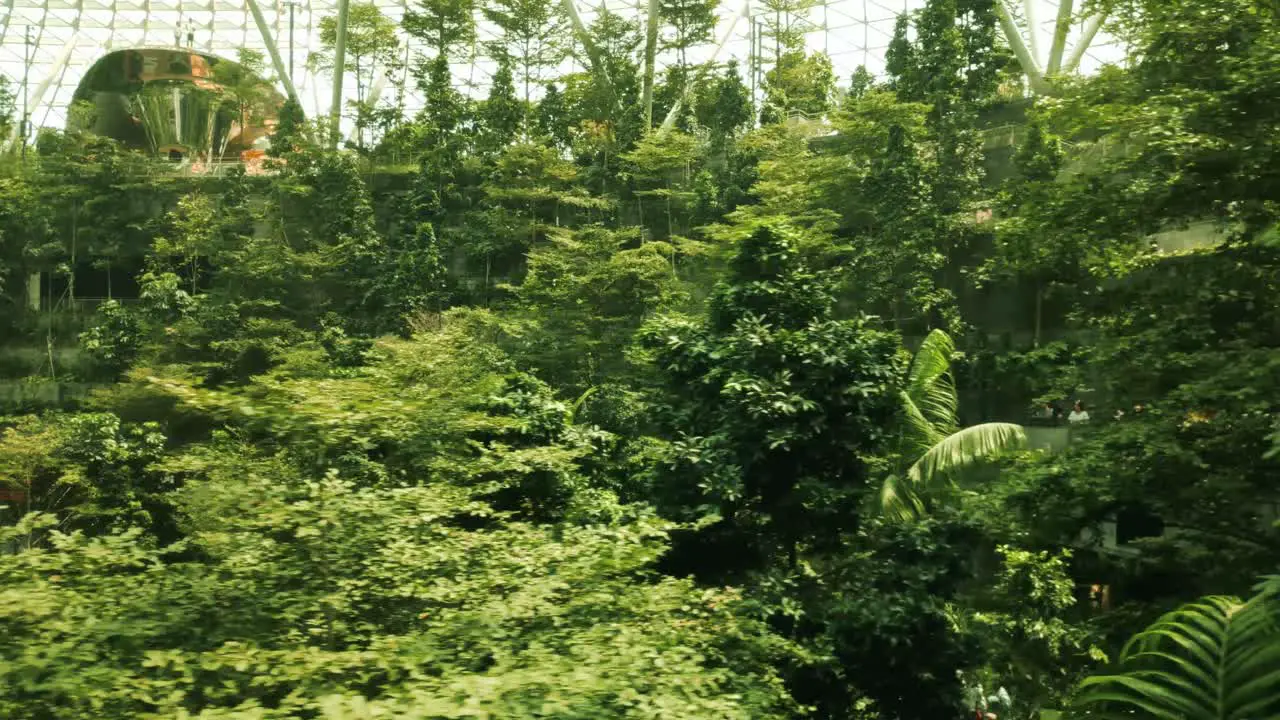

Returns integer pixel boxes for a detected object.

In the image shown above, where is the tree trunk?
[398,43,410,121]
[523,39,532,132]
[45,325,57,381]
[775,8,782,66]
[665,193,673,239]
[355,56,364,151]
[1033,281,1043,347]
[208,107,217,161]
[69,203,77,311]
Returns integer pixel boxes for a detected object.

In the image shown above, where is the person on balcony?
[1034,402,1056,424]
[1068,400,1091,425]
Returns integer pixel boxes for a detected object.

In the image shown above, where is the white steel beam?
[1062,12,1105,74]
[641,0,659,127]
[560,0,606,79]
[4,30,79,150]
[1022,0,1039,66]
[0,0,15,44]
[246,0,302,107]
[328,0,350,146]
[346,68,388,144]
[1045,0,1072,75]
[995,0,1050,94]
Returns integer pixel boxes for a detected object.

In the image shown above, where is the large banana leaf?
[1071,591,1280,719]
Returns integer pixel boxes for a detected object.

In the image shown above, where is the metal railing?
[34,296,142,314]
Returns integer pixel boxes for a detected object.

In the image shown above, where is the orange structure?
[71,47,284,163]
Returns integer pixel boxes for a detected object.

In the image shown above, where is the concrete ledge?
[0,381,103,408]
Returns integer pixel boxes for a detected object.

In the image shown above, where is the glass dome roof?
[0,0,1122,143]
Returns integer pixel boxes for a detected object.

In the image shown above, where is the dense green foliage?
[2,0,1279,717]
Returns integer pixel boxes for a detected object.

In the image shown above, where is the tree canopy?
[2,0,1279,717]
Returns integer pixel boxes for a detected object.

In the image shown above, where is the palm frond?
[1071,592,1280,720]
[881,332,1025,521]
[879,473,926,522]
[899,389,946,458]
[906,422,1027,488]
[565,386,598,426]
[905,329,959,435]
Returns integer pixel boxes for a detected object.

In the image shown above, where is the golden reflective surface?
[70,48,284,162]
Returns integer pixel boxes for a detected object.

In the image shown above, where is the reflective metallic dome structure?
[70,47,283,162]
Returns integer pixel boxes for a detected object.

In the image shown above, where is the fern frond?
[1071,592,1280,719]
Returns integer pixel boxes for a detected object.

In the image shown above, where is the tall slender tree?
[315,3,401,149]
[757,0,818,60]
[847,64,874,101]
[483,0,568,110]
[566,8,644,189]
[479,50,523,153]
[536,82,572,150]
[404,0,476,204]
[268,98,309,157]
[403,0,476,60]
[694,60,752,151]
[884,15,921,100]
[0,75,15,140]
[761,49,835,120]
[416,54,470,203]
[659,0,719,69]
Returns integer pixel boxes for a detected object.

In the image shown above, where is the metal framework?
[996,0,1114,94]
[0,0,1120,144]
